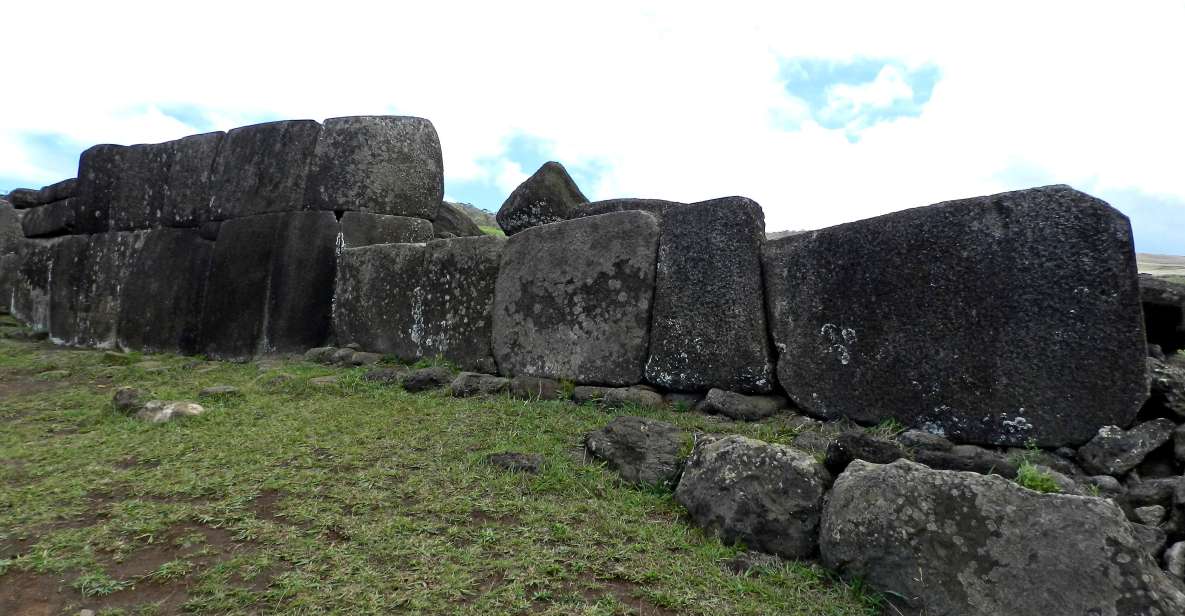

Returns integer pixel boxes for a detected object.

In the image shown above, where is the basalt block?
[305,115,443,219]
[645,197,774,393]
[20,199,78,238]
[200,211,337,359]
[574,198,681,220]
[492,211,659,385]
[495,161,588,236]
[10,239,59,331]
[763,185,1147,447]
[117,228,213,354]
[49,232,139,347]
[209,120,321,221]
[75,144,127,234]
[338,211,433,248]
[335,236,505,371]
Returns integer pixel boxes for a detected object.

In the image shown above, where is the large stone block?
[75,144,127,234]
[20,199,78,238]
[49,232,139,347]
[163,132,224,227]
[305,116,443,219]
[433,201,484,237]
[495,161,589,236]
[208,120,321,221]
[573,198,681,220]
[110,132,225,230]
[10,239,59,331]
[1,198,20,254]
[117,228,214,354]
[335,236,505,371]
[820,459,1185,616]
[200,211,337,359]
[37,178,77,204]
[645,197,774,393]
[492,211,659,385]
[763,185,1147,447]
[339,211,433,248]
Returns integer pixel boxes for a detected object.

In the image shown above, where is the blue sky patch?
[780,58,940,137]
[445,133,605,212]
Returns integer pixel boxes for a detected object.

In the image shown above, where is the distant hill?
[449,202,499,231]
[1138,254,1185,283]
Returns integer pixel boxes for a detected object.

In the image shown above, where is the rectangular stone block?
[762,185,1148,447]
[37,178,77,204]
[20,199,78,238]
[117,228,214,354]
[339,211,433,248]
[109,142,172,231]
[209,120,321,221]
[10,239,59,331]
[163,132,224,227]
[49,232,139,347]
[305,116,443,219]
[200,211,336,359]
[645,197,774,393]
[75,144,126,234]
[334,236,504,371]
[492,211,659,385]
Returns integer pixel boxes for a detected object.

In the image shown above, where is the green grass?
[479,225,506,237]
[0,328,880,615]
[1014,461,1061,494]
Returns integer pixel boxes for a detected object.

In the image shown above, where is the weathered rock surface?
[201,212,337,360]
[645,197,774,393]
[571,385,610,404]
[492,211,659,385]
[486,452,544,474]
[107,132,224,230]
[304,346,337,364]
[450,372,510,397]
[9,239,57,331]
[306,116,443,219]
[7,188,42,209]
[913,443,1019,477]
[1077,419,1176,476]
[896,429,954,452]
[338,212,433,248]
[508,375,564,400]
[75,144,126,233]
[20,199,77,237]
[696,388,787,421]
[1166,542,1185,580]
[36,178,78,204]
[821,459,1185,616]
[676,435,831,559]
[117,228,213,354]
[823,430,907,475]
[763,185,1148,447]
[1149,358,1185,420]
[209,120,321,220]
[573,198,680,221]
[602,386,664,409]
[112,386,143,413]
[495,161,588,236]
[50,232,139,347]
[434,202,484,237]
[585,416,687,487]
[135,400,205,423]
[335,236,504,371]
[403,366,454,392]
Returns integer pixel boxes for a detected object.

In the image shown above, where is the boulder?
[509,375,564,400]
[111,386,143,413]
[9,239,57,331]
[403,366,454,392]
[1149,358,1185,420]
[584,416,687,487]
[7,188,42,209]
[350,352,382,366]
[75,144,127,234]
[823,430,907,475]
[363,367,407,385]
[1166,542,1185,580]
[117,228,213,354]
[913,443,1019,477]
[495,161,588,236]
[338,212,433,248]
[50,232,139,347]
[573,198,680,220]
[201,212,337,360]
[1077,419,1176,476]
[820,459,1185,616]
[675,435,831,559]
[602,386,664,409]
[1126,477,1185,509]
[762,185,1148,447]
[209,120,321,220]
[486,452,544,474]
[492,211,659,385]
[135,400,205,423]
[1136,505,1168,526]
[107,140,172,231]
[645,197,774,393]
[330,348,357,365]
[896,429,954,452]
[572,385,610,404]
[305,115,443,219]
[433,201,484,237]
[36,178,77,204]
[334,236,504,371]
[450,372,510,397]
[696,388,787,421]
[304,346,337,364]
[20,199,77,237]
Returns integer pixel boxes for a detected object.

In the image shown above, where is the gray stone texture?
[200,211,337,360]
[763,185,1148,447]
[492,211,659,385]
[10,239,59,331]
[1077,419,1177,476]
[602,386,664,409]
[450,372,510,397]
[335,236,504,371]
[106,133,225,230]
[75,144,127,234]
[20,199,78,237]
[574,198,681,220]
[7,188,42,209]
[37,178,77,204]
[434,201,484,237]
[305,116,443,219]
[117,228,214,354]
[1,198,22,253]
[495,161,588,236]
[675,435,832,559]
[820,459,1185,616]
[49,232,139,347]
[696,388,787,421]
[585,416,688,487]
[1149,357,1185,420]
[209,120,321,221]
[403,366,454,392]
[645,197,774,393]
[509,375,565,400]
[338,211,433,248]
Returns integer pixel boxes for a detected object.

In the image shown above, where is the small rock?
[451,372,510,397]
[112,387,143,414]
[1132,522,1169,560]
[1136,505,1168,526]
[403,366,454,392]
[791,431,834,456]
[823,431,907,475]
[896,429,953,452]
[509,375,564,400]
[914,444,1019,477]
[304,346,337,363]
[1165,541,1185,579]
[309,376,339,387]
[135,400,204,423]
[198,385,241,398]
[602,386,664,409]
[330,348,356,365]
[696,388,787,421]
[363,367,406,384]
[486,452,544,474]
[1077,419,1176,476]
[349,352,382,366]
[585,416,688,486]
[572,385,610,404]
[102,351,135,365]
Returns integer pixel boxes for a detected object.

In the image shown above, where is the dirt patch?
[250,489,289,523]
[468,510,520,526]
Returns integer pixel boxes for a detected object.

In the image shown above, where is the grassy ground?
[0,314,881,616]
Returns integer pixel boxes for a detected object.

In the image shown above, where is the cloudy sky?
[2,1,1183,253]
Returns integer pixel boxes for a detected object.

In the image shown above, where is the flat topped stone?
[305,115,443,220]
[492,210,659,386]
[209,120,321,221]
[573,198,681,220]
[338,212,433,248]
[495,161,588,236]
[763,185,1148,447]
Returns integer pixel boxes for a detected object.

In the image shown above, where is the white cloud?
[820,65,915,123]
[1,0,1183,248]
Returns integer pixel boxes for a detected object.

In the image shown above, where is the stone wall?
[0,116,1161,448]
